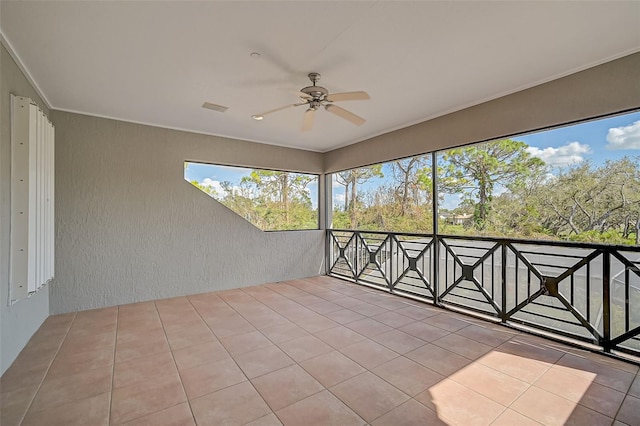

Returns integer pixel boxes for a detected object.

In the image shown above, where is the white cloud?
[493,185,507,196]
[200,178,224,196]
[526,141,591,167]
[606,120,640,150]
[333,193,345,204]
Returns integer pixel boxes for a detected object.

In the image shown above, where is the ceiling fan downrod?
[301,72,328,100]
[308,72,321,85]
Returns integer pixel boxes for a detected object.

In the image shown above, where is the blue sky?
[518,110,640,168]
[185,110,640,211]
[185,163,251,187]
[184,163,320,209]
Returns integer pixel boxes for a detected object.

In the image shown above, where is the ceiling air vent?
[202,102,229,113]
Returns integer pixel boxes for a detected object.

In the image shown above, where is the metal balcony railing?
[327,229,640,359]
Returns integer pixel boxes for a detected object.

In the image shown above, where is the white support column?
[324,173,333,230]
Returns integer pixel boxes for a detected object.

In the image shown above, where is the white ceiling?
[2,1,639,152]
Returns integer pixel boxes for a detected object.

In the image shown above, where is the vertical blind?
[10,95,55,301]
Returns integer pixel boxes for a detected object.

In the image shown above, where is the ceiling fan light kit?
[252,73,370,131]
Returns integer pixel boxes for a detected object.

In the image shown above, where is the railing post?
[388,235,393,293]
[354,231,358,282]
[602,249,611,352]
[431,151,440,306]
[325,230,330,275]
[432,235,439,306]
[322,174,330,276]
[501,242,507,323]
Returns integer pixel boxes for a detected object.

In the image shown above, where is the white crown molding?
[0,30,52,109]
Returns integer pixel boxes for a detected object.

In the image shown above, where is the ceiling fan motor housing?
[300,85,329,100]
[300,72,328,101]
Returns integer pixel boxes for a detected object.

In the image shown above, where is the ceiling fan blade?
[325,104,366,126]
[302,109,315,132]
[252,103,297,119]
[326,91,370,102]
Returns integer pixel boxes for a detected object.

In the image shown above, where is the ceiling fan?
[251,73,370,132]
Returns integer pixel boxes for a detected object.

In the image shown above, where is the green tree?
[390,155,429,216]
[242,170,314,228]
[335,165,383,228]
[190,179,221,197]
[190,171,317,231]
[536,157,640,243]
[441,139,546,230]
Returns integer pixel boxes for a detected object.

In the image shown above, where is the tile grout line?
[612,393,637,425]
[184,293,278,422]
[153,299,198,425]
[306,277,524,424]
[237,284,390,377]
[19,312,77,425]
[122,301,201,420]
[297,282,537,425]
[265,282,370,424]
[107,307,118,425]
[550,349,628,422]
[187,285,369,423]
[109,302,186,425]
[553,350,638,385]
[261,386,327,423]
[323,369,404,424]
[225,287,334,357]
[459,331,545,425]
[505,347,612,424]
[268,282,415,424]
[231,287,299,331]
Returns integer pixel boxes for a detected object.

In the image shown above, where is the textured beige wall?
[325,52,640,172]
[50,112,325,314]
[0,45,51,375]
[6,46,638,374]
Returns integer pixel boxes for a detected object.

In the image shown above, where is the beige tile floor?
[1,275,639,426]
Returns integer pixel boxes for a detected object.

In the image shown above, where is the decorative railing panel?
[327,229,640,358]
[610,250,640,353]
[438,238,502,317]
[392,235,434,299]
